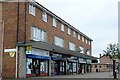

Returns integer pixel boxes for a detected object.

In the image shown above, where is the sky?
[36,0,118,57]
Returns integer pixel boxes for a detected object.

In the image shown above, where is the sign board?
[9,52,16,57]
[32,48,49,57]
[79,58,86,63]
[26,45,32,51]
[4,48,16,52]
[87,59,91,64]
[52,54,62,58]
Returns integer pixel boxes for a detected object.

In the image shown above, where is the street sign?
[9,52,15,57]
[4,48,16,52]
[26,45,32,51]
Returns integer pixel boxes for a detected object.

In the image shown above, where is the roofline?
[30,0,93,41]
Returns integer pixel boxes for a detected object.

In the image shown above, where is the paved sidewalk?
[37,72,114,78]
[3,72,117,80]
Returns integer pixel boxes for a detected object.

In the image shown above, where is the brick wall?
[1,1,93,78]
[100,56,112,64]
[92,64,111,72]
[26,2,92,55]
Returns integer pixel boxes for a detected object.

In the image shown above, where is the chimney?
[100,54,101,58]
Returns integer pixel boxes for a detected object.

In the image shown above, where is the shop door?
[60,61,65,75]
[73,63,77,73]
[39,60,48,76]
[54,61,60,75]
[32,59,40,76]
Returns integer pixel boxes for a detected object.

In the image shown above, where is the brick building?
[0,0,97,78]
[91,54,112,72]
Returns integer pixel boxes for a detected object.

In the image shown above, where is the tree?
[103,43,120,78]
[103,43,120,59]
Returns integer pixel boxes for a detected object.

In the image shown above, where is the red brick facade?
[1,1,93,78]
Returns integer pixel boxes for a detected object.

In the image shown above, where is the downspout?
[1,21,4,79]
[24,2,27,43]
[16,1,19,78]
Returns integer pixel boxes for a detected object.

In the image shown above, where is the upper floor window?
[42,11,47,22]
[54,36,64,48]
[89,41,91,45]
[73,31,76,38]
[86,39,88,44]
[68,28,71,35]
[69,42,76,51]
[53,18,57,27]
[79,46,84,54]
[29,4,35,16]
[31,26,47,42]
[78,34,80,40]
[61,24,64,32]
[86,49,90,55]
[82,36,84,42]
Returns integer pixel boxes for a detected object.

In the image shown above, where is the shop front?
[86,59,92,73]
[67,56,78,75]
[78,58,87,74]
[51,53,66,75]
[26,48,50,77]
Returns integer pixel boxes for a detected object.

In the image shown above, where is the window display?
[26,58,32,74]
[73,63,77,72]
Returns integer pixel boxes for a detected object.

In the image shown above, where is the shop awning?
[17,41,98,60]
[26,54,51,60]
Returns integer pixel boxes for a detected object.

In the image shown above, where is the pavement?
[2,72,118,80]
[36,72,114,78]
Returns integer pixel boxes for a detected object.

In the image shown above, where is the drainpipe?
[1,21,4,79]
[24,2,27,43]
[15,1,20,78]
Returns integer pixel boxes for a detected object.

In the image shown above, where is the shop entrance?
[79,63,85,74]
[26,58,49,77]
[52,60,66,75]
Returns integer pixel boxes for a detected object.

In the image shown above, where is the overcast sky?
[36,0,118,57]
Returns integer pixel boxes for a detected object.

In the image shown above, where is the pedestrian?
[82,68,84,75]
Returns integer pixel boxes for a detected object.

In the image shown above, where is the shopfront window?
[69,63,72,73]
[26,58,33,74]
[40,61,48,73]
[73,63,77,72]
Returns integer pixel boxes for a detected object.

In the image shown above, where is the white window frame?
[82,36,84,42]
[69,42,76,51]
[86,39,88,44]
[73,31,76,38]
[53,18,57,27]
[78,34,80,40]
[68,28,71,35]
[41,30,47,42]
[42,11,47,22]
[79,46,84,54]
[29,4,35,16]
[61,24,64,32]
[54,36,64,48]
[31,27,47,42]
[89,41,91,45]
[86,49,90,55]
